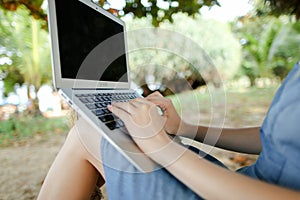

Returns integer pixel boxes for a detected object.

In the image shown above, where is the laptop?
[47,0,157,172]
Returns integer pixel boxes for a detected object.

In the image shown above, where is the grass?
[0,114,69,147]
[168,85,279,127]
[0,85,279,147]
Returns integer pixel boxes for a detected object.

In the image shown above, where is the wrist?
[147,139,186,167]
[177,120,188,134]
[176,121,198,137]
[135,130,172,155]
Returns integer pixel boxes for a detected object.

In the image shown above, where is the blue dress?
[237,62,300,190]
[101,63,300,199]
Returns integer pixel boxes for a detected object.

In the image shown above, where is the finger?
[110,101,135,115]
[133,97,154,106]
[107,105,130,123]
[128,100,139,108]
[128,97,150,108]
[144,96,167,110]
[133,98,165,114]
[146,95,164,103]
[133,98,166,116]
[145,91,163,99]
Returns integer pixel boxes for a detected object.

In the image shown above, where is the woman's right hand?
[146,91,182,135]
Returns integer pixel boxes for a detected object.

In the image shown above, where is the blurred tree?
[241,18,281,82]
[0,8,25,95]
[268,21,300,80]
[0,0,221,27]
[126,13,241,94]
[264,0,300,20]
[121,0,219,26]
[234,15,300,85]
[165,14,241,80]
[2,0,300,25]
[0,7,52,114]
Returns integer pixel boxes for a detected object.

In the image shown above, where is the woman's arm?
[181,123,262,154]
[108,98,300,200]
[146,91,262,154]
[151,139,300,200]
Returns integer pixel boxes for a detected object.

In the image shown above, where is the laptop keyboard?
[76,92,137,130]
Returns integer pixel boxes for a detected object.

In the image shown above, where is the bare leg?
[37,118,105,200]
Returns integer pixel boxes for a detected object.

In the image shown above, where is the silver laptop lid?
[48,0,130,89]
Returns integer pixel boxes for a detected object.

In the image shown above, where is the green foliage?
[252,19,281,76]
[0,115,69,147]
[0,0,220,27]
[268,22,300,80]
[2,68,24,96]
[0,6,52,112]
[264,0,300,20]
[122,0,219,26]
[234,16,300,84]
[0,9,23,95]
[2,0,300,27]
[0,0,47,26]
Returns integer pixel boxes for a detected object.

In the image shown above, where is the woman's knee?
[71,117,105,176]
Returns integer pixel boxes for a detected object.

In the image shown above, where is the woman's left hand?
[107,98,172,154]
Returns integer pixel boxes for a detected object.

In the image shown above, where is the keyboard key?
[102,108,111,114]
[76,91,137,126]
[105,121,117,130]
[91,96,100,102]
[86,104,97,110]
[92,109,105,116]
[79,97,89,104]
[95,103,104,108]
[87,97,95,103]
[98,114,114,122]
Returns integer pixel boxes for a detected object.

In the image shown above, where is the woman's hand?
[146,91,182,135]
[107,98,172,154]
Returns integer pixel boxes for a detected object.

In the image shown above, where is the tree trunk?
[25,85,41,116]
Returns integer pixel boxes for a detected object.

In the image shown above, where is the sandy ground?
[0,130,257,200]
[0,134,67,200]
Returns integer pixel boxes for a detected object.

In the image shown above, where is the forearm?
[178,122,262,154]
[149,141,300,200]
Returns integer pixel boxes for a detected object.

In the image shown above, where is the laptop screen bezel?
[47,0,131,89]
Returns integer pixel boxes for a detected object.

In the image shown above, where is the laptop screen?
[55,0,128,83]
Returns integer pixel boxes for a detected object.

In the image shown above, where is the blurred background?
[0,0,300,199]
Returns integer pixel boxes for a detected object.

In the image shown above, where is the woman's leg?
[37,118,105,200]
[38,117,226,200]
[100,135,226,200]
[100,137,205,200]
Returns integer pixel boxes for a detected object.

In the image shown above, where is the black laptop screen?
[55,0,128,82]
